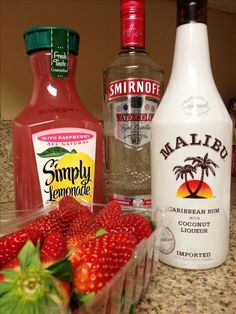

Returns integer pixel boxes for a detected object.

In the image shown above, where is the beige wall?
[1,0,236,121]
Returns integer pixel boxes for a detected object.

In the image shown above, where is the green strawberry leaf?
[0,269,18,281]
[0,245,68,314]
[75,291,96,304]
[129,304,135,314]
[46,257,73,281]
[0,281,13,296]
[37,147,69,158]
[150,219,157,231]
[18,240,41,270]
[96,229,107,237]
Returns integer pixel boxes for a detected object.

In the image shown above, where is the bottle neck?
[170,22,213,85]
[29,51,78,102]
[120,2,145,50]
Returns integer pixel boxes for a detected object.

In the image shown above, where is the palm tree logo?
[173,153,219,199]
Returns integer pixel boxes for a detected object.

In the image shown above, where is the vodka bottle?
[103,0,163,207]
[151,0,232,269]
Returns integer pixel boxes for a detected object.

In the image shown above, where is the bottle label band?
[112,97,158,147]
[51,29,69,78]
[121,15,145,48]
[32,127,96,205]
[109,194,152,207]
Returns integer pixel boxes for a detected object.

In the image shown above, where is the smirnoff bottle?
[151,0,232,269]
[103,0,163,207]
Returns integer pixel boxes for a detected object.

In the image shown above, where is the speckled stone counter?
[136,176,236,314]
[0,120,14,203]
[1,120,236,314]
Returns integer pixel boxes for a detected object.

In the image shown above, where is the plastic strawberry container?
[0,203,161,314]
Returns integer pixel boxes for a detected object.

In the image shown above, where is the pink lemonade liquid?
[12,27,103,210]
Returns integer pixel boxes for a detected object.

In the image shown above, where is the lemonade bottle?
[12,26,104,210]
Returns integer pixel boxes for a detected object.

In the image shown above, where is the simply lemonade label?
[32,128,96,205]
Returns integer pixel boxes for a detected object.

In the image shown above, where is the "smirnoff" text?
[108,78,161,100]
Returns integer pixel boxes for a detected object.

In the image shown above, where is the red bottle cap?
[120,0,145,15]
[120,0,145,49]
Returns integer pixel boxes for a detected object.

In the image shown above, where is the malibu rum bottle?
[151,0,232,269]
[103,0,163,207]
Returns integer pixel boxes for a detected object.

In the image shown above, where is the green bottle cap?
[23,26,80,55]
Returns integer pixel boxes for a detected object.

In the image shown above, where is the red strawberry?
[58,196,79,225]
[95,200,122,227]
[40,231,67,264]
[59,195,78,210]
[67,228,98,251]
[76,204,94,220]
[48,208,68,234]
[67,228,107,265]
[28,213,64,238]
[66,216,98,238]
[0,228,41,268]
[103,213,153,243]
[53,197,94,231]
[72,232,137,295]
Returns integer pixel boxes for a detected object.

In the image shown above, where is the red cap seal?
[120,0,145,49]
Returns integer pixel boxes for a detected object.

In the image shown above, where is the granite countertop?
[136,176,236,314]
[0,120,235,313]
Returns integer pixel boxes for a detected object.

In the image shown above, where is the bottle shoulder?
[152,89,232,126]
[13,100,99,127]
[104,51,164,78]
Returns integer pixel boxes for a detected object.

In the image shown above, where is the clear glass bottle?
[103,0,163,207]
[151,0,232,269]
[12,26,104,210]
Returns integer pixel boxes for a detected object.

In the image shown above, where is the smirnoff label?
[108,78,161,101]
[109,78,161,147]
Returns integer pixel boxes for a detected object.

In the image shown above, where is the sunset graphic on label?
[176,180,213,198]
[173,153,218,199]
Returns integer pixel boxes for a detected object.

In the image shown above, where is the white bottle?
[151,0,232,269]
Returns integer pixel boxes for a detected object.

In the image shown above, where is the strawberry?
[0,240,73,314]
[40,231,67,265]
[95,200,122,227]
[75,203,94,220]
[57,196,79,227]
[67,228,99,251]
[47,197,94,233]
[28,212,64,238]
[66,215,98,238]
[103,213,153,243]
[0,228,41,268]
[67,229,107,265]
[59,195,78,212]
[72,232,137,297]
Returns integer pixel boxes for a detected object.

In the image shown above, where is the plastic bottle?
[12,26,103,210]
[151,0,232,269]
